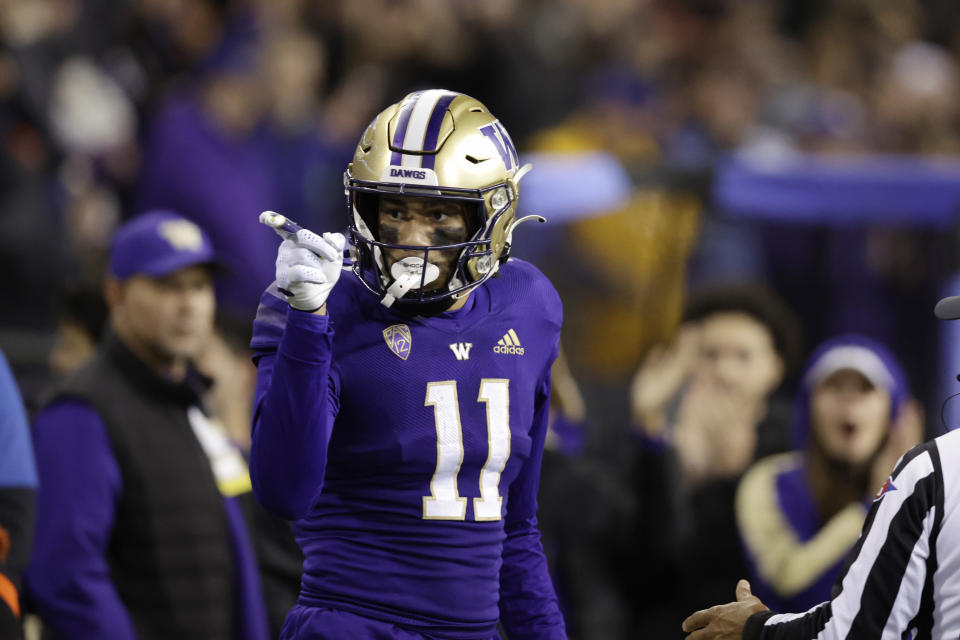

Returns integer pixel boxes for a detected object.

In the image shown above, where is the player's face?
[377,195,469,291]
[113,265,216,364]
[695,312,784,402]
[810,369,892,465]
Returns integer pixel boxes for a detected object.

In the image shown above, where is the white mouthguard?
[381,257,441,307]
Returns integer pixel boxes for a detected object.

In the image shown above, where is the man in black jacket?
[26,211,270,640]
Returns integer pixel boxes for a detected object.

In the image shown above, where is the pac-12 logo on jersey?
[449,343,473,360]
[383,324,412,360]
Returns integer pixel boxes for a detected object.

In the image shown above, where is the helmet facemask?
[347,179,516,310]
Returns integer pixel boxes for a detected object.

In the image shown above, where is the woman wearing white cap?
[734,334,923,615]
[683,307,960,639]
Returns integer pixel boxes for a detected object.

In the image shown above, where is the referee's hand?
[682,580,769,639]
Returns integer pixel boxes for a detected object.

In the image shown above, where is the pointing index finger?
[259,211,303,240]
[296,229,341,262]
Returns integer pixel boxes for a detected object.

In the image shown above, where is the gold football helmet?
[345,89,537,308]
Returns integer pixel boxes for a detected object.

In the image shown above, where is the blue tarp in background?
[715,152,960,227]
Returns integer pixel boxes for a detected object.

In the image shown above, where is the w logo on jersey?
[449,342,473,360]
[383,324,412,360]
[479,121,519,172]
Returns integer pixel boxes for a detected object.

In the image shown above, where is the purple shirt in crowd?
[137,91,279,318]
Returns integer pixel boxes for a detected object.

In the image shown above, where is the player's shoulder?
[489,258,562,323]
[496,257,554,288]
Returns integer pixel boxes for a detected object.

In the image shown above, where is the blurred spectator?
[538,348,633,639]
[527,70,700,385]
[42,241,301,638]
[0,102,64,331]
[136,19,279,321]
[192,314,306,638]
[136,14,380,321]
[47,288,108,377]
[258,28,365,234]
[630,283,800,484]
[25,212,270,640]
[736,334,923,613]
[546,347,588,457]
[623,282,800,637]
[0,350,37,640]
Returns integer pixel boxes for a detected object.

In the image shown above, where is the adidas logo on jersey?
[494,329,524,355]
[449,342,473,360]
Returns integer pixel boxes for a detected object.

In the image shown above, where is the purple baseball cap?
[109,211,219,279]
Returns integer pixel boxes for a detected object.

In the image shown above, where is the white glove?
[275,229,345,312]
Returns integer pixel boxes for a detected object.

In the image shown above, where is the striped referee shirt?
[744,428,960,639]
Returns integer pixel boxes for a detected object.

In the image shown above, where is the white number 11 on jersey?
[423,379,511,521]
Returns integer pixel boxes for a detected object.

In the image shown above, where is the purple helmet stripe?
[390,92,421,165]
[421,93,457,170]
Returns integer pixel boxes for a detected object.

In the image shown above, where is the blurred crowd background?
[5,0,960,638]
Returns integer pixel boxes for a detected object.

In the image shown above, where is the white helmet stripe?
[400,89,452,168]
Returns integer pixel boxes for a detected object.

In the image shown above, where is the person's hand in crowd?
[630,324,700,439]
[195,329,258,449]
[550,346,586,420]
[870,398,925,498]
[681,579,769,639]
[673,376,758,484]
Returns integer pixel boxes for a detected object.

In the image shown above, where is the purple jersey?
[250,259,566,639]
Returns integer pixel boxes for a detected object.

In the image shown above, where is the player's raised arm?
[249,215,345,520]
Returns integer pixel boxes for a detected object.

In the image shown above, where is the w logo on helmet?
[480,121,519,171]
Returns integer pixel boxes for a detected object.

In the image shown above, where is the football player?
[249,90,566,639]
